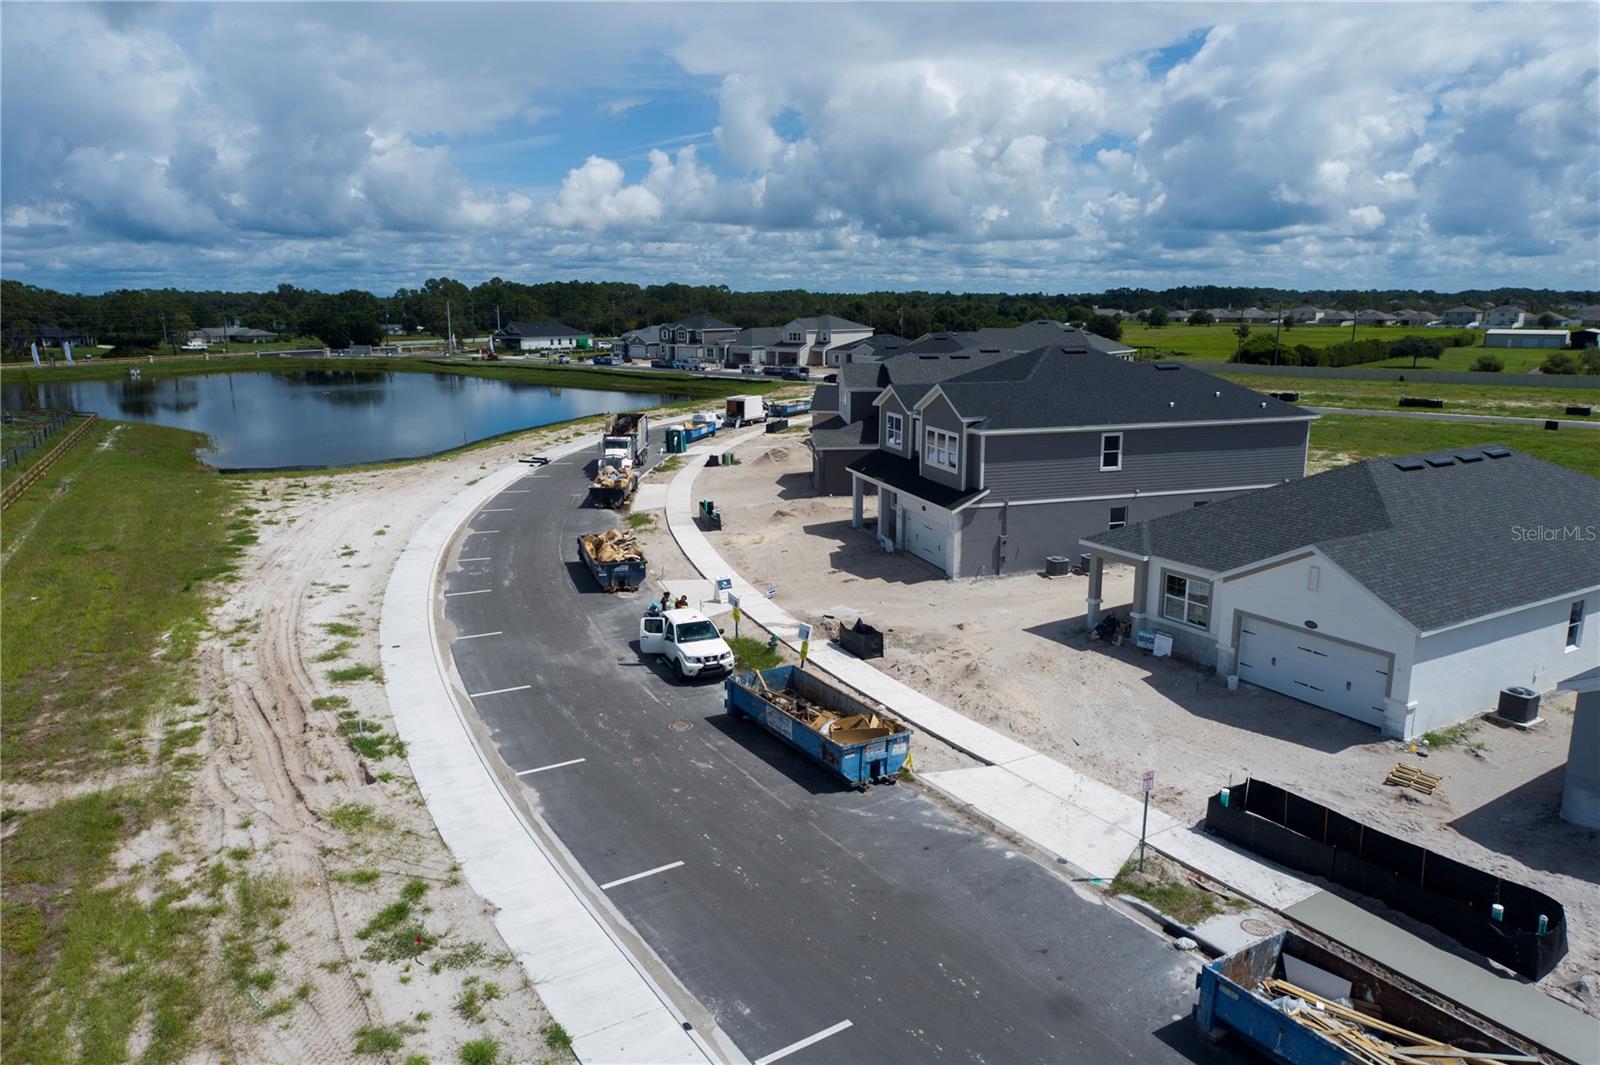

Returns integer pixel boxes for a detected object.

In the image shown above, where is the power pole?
[446,301,454,354]
[1273,304,1283,365]
[220,313,229,356]
[161,312,177,357]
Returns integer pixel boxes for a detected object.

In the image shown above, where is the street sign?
[715,577,733,591]
[765,584,777,599]
[1138,769,1155,870]
[797,623,812,642]
[727,593,740,610]
[1142,769,1156,794]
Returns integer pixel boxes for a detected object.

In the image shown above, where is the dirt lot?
[682,435,1599,1016]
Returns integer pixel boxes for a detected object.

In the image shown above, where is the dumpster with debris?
[725,666,911,788]
[1194,930,1525,1064]
[588,464,639,508]
[576,529,646,591]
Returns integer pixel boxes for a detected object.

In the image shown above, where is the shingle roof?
[810,383,840,412]
[668,313,738,331]
[846,449,985,509]
[619,324,666,341]
[729,326,784,346]
[930,347,1312,432]
[505,320,587,338]
[905,321,1134,356]
[1085,448,1600,631]
[787,314,869,332]
[809,415,879,450]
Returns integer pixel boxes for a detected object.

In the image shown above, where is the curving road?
[440,427,1251,1065]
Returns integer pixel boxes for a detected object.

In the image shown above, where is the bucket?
[1226,674,1239,691]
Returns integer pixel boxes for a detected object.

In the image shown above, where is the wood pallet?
[1385,761,1443,795]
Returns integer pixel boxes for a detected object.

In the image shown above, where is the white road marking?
[754,1020,854,1065]
[600,861,685,891]
[498,490,530,494]
[516,758,586,776]
[465,529,499,535]
[457,556,492,563]
[479,508,514,512]
[444,589,492,597]
[468,684,532,698]
[452,631,503,641]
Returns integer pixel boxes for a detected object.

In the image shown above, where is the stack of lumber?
[1260,979,1531,1065]
[593,464,632,489]
[579,528,643,563]
[1385,762,1443,795]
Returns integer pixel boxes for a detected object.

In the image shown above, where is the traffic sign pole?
[1139,770,1155,871]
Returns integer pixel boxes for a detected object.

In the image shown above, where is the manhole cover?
[668,719,694,732]
[1239,918,1279,938]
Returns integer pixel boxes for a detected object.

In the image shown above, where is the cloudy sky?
[2,2,1596,295]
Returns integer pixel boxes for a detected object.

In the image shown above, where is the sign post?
[1139,769,1155,871]
[728,593,741,639]
[714,576,732,604]
[797,623,812,669]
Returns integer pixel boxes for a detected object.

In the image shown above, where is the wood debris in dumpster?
[754,686,906,742]
[592,464,632,489]
[1258,978,1533,1065]
[579,528,644,563]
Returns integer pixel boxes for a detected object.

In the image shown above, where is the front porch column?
[1130,561,1149,628]
[1085,554,1105,630]
[850,477,866,528]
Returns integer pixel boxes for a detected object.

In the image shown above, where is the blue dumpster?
[725,666,912,788]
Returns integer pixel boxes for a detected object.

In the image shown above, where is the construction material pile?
[1259,979,1522,1065]
[753,674,905,742]
[579,528,643,563]
[593,464,632,489]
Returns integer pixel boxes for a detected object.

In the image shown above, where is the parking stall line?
[467,684,532,698]
[516,758,586,776]
[479,508,514,512]
[465,529,499,535]
[600,861,685,891]
[457,556,493,563]
[754,1020,854,1065]
[444,589,492,597]
[452,631,503,641]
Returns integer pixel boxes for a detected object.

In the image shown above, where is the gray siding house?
[836,347,1314,578]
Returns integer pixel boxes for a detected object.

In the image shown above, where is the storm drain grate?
[1239,918,1279,938]
[668,719,694,732]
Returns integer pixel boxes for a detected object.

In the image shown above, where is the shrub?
[1469,354,1504,373]
[1085,314,1123,341]
[1186,309,1215,326]
[1387,334,1445,368]
[1540,351,1579,375]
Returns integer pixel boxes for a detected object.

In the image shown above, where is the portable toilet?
[665,426,688,453]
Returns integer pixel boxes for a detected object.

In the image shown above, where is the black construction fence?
[1205,778,1566,980]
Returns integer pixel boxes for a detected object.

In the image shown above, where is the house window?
[925,428,958,472]
[1108,506,1128,531]
[885,412,904,450]
[1100,432,1123,471]
[1569,600,1586,649]
[1162,574,1211,629]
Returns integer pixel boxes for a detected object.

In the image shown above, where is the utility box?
[1496,686,1541,725]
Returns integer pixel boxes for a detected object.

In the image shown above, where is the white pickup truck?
[639,608,735,682]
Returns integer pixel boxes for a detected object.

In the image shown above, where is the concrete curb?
[381,432,721,1065]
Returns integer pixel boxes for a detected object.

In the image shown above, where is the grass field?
[2,421,247,1062]
[0,353,777,400]
[1223,374,1599,420]
[1117,322,1574,373]
[1308,413,1600,477]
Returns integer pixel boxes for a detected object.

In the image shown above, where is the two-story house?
[838,347,1314,578]
[767,315,874,367]
[1482,305,1530,329]
[657,314,739,365]
[1441,305,1482,326]
[1287,306,1325,324]
[718,326,784,367]
[617,324,667,362]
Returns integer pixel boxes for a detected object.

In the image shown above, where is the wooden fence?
[1,413,99,512]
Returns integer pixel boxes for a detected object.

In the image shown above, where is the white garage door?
[1237,618,1390,727]
[903,507,948,572]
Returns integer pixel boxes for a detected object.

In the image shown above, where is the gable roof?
[929,347,1312,432]
[810,383,840,412]
[728,326,784,347]
[809,414,879,451]
[504,320,587,338]
[783,314,869,333]
[904,321,1134,357]
[846,449,986,509]
[1085,448,1600,632]
[667,313,738,331]
[619,323,667,342]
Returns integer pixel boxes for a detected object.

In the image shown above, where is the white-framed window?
[1568,600,1586,649]
[1109,506,1128,531]
[1162,573,1211,629]
[925,428,959,472]
[1100,432,1123,471]
[885,412,904,450]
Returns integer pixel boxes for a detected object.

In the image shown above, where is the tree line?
[2,277,1594,358]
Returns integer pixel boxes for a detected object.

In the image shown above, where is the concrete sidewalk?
[662,426,1600,1059]
[383,432,717,1065]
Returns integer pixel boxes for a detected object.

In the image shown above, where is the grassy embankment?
[1119,322,1570,373]
[1,421,251,1062]
[1308,413,1600,478]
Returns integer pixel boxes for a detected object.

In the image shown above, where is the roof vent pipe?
[1168,401,1176,408]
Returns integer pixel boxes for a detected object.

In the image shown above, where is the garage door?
[903,507,948,572]
[1236,618,1390,727]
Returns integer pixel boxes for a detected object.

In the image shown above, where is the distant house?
[1209,308,1243,322]
[1391,309,1434,326]
[1081,447,1599,740]
[1482,305,1530,329]
[901,321,1136,361]
[383,323,406,336]
[37,325,89,345]
[497,320,591,351]
[1287,306,1325,324]
[1354,310,1397,326]
[1441,306,1481,327]
[769,315,874,368]
[1485,329,1567,349]
[720,326,784,367]
[1571,304,1600,327]
[1240,307,1279,324]
[658,313,740,365]
[191,326,278,343]
[617,324,666,361]
[831,334,911,364]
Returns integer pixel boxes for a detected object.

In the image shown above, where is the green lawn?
[1308,413,1600,477]
[2,421,248,1062]
[1120,322,1577,373]
[1224,374,1599,420]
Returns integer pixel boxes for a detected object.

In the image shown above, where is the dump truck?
[600,412,650,470]
[576,529,646,591]
[725,666,912,788]
[588,464,638,508]
[1194,930,1525,1064]
[723,395,766,427]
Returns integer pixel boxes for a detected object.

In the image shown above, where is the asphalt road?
[442,429,1255,1065]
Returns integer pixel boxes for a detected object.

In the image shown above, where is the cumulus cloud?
[1,2,1595,292]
